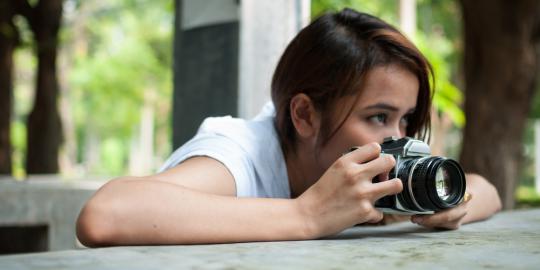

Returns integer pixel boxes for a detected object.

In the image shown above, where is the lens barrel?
[397,157,466,212]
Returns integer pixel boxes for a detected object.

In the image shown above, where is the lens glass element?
[435,166,452,200]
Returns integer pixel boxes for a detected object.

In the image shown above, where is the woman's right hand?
[294,142,403,239]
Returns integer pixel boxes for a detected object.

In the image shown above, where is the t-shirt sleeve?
[158,133,255,197]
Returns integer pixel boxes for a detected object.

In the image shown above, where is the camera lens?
[397,157,466,212]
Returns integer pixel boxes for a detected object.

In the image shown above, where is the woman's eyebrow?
[363,103,416,114]
[363,103,399,111]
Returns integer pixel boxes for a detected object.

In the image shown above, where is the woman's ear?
[290,93,321,139]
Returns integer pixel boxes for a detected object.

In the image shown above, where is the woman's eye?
[368,114,387,125]
[400,114,410,126]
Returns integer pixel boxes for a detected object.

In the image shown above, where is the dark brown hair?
[271,8,433,154]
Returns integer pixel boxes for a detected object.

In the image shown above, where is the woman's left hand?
[410,173,502,230]
[410,193,471,230]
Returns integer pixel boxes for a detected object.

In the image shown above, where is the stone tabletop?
[1,208,539,270]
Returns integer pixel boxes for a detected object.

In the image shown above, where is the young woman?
[76,8,501,246]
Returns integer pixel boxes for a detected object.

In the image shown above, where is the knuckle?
[443,214,452,224]
[333,158,346,170]
[372,211,384,223]
[420,217,433,226]
[344,169,358,185]
[354,187,369,200]
[357,200,373,214]
[368,142,382,153]
[391,179,403,192]
[384,154,396,167]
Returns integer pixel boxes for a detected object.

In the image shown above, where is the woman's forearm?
[76,177,310,246]
[462,173,502,224]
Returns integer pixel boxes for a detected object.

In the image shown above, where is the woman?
[76,8,501,246]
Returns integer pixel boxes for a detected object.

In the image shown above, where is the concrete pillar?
[399,0,416,38]
[173,0,240,149]
[239,0,311,119]
[172,0,310,149]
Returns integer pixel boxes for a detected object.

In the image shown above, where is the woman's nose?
[386,125,406,139]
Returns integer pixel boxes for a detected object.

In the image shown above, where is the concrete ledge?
[0,208,539,269]
[0,178,103,252]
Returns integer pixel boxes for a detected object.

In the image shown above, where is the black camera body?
[363,137,465,215]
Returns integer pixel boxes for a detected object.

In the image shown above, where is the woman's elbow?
[76,178,132,247]
[482,176,503,213]
[76,203,110,247]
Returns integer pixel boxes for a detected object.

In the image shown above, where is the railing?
[0,177,103,253]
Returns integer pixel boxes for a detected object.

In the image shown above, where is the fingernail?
[381,153,395,162]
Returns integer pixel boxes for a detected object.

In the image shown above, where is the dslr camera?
[352,137,466,215]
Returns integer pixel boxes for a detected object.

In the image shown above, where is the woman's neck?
[284,146,323,198]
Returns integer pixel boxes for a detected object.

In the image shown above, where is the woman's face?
[316,64,419,169]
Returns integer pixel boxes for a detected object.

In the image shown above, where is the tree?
[17,0,64,174]
[459,0,540,209]
[0,1,18,175]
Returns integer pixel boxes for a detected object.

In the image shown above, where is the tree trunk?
[459,0,540,209]
[25,0,63,174]
[0,1,18,175]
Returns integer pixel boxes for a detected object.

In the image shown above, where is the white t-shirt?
[159,103,291,198]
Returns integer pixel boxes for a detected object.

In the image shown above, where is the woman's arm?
[77,157,314,246]
[77,177,310,246]
[411,173,502,229]
[77,143,402,246]
[462,173,502,223]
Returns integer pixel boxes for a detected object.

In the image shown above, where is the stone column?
[172,0,310,149]
[173,0,240,148]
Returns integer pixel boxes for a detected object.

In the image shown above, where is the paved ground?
[1,208,539,270]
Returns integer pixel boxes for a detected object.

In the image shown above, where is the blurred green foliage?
[67,0,173,175]
[12,0,174,177]
[521,120,537,187]
[312,0,398,25]
[415,33,464,127]
[515,186,540,208]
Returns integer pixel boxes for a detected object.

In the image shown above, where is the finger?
[412,205,467,228]
[412,209,466,227]
[365,209,384,224]
[370,178,403,201]
[343,142,381,164]
[361,154,396,176]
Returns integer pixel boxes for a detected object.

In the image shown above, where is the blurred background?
[2,0,540,205]
[2,0,174,178]
[0,0,539,253]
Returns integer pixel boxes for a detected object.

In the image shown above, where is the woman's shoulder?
[198,103,277,147]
